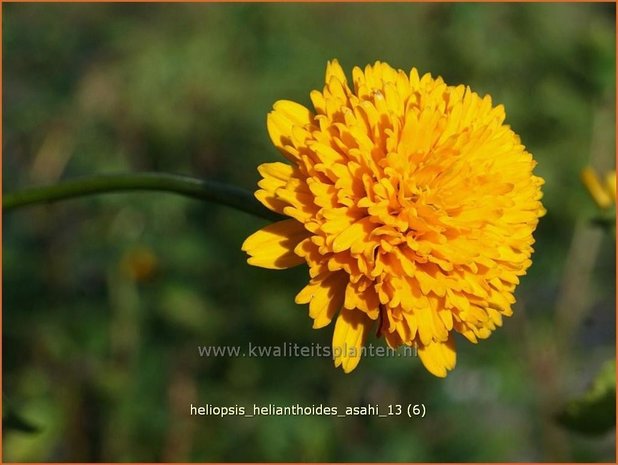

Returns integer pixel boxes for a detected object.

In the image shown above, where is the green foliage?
[557,360,616,436]
[3,396,39,434]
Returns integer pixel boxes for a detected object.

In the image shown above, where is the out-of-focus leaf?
[590,214,617,238]
[556,360,616,435]
[3,397,39,434]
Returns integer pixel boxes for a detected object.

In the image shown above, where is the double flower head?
[243,60,545,377]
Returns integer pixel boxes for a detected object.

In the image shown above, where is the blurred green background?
[3,3,616,462]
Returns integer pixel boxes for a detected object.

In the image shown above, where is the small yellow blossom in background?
[120,246,159,282]
[581,167,616,210]
[242,60,545,377]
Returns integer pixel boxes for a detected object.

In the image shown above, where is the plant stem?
[3,172,282,222]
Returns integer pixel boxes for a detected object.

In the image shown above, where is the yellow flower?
[581,167,616,209]
[242,60,545,377]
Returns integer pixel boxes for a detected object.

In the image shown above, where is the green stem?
[3,172,282,222]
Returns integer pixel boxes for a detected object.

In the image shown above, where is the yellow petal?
[310,141,346,165]
[242,219,308,269]
[415,306,434,346]
[325,59,347,85]
[310,90,326,114]
[273,100,313,127]
[605,171,616,199]
[295,272,347,329]
[384,329,403,348]
[581,167,612,209]
[343,280,380,319]
[439,309,453,331]
[380,314,404,348]
[332,216,374,253]
[417,335,456,378]
[401,311,418,342]
[332,307,373,373]
[255,162,294,213]
[267,100,313,160]
[258,162,294,186]
[255,190,287,214]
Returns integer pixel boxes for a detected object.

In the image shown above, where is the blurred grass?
[3,3,616,462]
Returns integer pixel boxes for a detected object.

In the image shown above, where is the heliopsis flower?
[242,60,545,377]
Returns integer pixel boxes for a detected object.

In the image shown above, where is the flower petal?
[241,219,308,269]
[295,271,347,329]
[325,59,347,85]
[417,335,456,378]
[332,307,373,373]
[267,100,313,160]
[332,216,374,253]
[255,162,294,213]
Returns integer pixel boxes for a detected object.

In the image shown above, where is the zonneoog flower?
[242,60,545,377]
